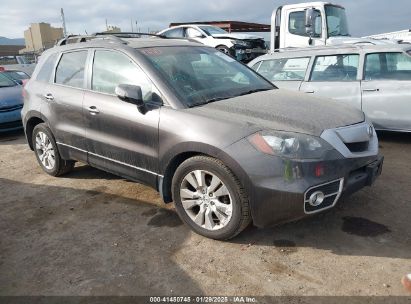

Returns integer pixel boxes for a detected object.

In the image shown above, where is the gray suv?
[22,36,383,239]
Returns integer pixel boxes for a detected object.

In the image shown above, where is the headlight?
[248,131,334,159]
[230,39,249,47]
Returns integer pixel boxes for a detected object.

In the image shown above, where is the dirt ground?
[0,130,410,297]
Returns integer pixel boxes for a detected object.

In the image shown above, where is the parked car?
[0,55,36,76]
[0,72,24,132]
[158,24,267,62]
[22,37,382,239]
[1,69,30,85]
[249,44,411,132]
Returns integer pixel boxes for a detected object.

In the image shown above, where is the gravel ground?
[0,130,410,297]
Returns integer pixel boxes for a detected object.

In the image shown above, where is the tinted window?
[257,57,310,81]
[365,52,411,80]
[289,10,322,37]
[55,51,88,88]
[36,53,57,83]
[311,54,359,81]
[139,46,274,107]
[0,56,18,65]
[92,50,156,101]
[0,73,17,87]
[4,71,30,80]
[162,28,184,38]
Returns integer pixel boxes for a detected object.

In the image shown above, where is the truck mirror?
[305,8,316,34]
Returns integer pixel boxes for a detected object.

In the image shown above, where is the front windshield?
[139,46,275,107]
[0,73,17,87]
[4,71,30,80]
[325,5,350,37]
[199,26,228,36]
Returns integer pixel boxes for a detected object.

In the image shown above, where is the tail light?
[0,66,5,71]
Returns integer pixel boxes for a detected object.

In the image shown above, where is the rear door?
[299,53,362,110]
[253,56,311,90]
[361,51,411,131]
[44,50,89,160]
[83,49,161,186]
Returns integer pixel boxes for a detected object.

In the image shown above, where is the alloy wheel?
[35,131,55,170]
[180,170,233,230]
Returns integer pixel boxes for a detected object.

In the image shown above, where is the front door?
[83,49,161,186]
[299,53,362,110]
[361,52,411,131]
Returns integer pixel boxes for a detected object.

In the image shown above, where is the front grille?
[304,178,344,214]
[0,120,22,129]
[0,104,23,112]
[246,39,267,50]
[345,141,369,153]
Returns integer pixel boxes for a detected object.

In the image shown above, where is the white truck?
[270,1,393,51]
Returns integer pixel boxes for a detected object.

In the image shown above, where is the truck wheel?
[172,156,251,240]
[32,123,74,176]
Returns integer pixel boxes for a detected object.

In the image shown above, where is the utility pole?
[131,19,134,32]
[61,8,67,38]
[105,19,108,31]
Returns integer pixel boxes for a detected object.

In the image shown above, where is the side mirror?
[305,8,316,35]
[15,79,24,85]
[115,84,146,114]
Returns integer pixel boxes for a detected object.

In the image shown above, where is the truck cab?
[271,2,350,50]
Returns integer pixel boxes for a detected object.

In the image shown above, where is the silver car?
[249,44,411,132]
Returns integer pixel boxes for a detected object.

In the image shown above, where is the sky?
[0,0,410,39]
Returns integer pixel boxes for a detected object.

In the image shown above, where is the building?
[104,25,122,33]
[20,23,64,54]
[366,29,411,43]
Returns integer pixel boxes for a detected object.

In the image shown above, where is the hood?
[0,85,23,109]
[212,33,263,40]
[187,90,364,137]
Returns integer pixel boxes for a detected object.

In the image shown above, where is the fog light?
[308,191,325,207]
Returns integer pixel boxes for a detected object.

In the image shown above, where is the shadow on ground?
[0,178,201,296]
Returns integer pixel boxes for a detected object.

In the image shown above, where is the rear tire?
[32,123,74,176]
[172,156,251,240]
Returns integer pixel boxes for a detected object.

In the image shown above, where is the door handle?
[304,90,315,94]
[44,93,54,101]
[87,106,100,115]
[362,88,380,92]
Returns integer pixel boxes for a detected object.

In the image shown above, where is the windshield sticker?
[141,48,162,56]
[214,51,235,62]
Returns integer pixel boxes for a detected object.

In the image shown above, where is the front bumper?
[224,139,383,228]
[0,106,23,132]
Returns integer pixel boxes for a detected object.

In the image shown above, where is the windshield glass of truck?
[139,46,274,107]
[325,5,350,37]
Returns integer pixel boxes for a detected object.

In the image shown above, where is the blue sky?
[1,0,410,38]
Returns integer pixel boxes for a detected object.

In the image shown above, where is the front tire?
[32,123,74,176]
[172,156,251,240]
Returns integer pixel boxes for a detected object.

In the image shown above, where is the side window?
[250,61,261,71]
[55,51,88,88]
[365,52,411,80]
[311,54,359,81]
[257,57,310,81]
[186,28,203,38]
[92,50,156,102]
[289,10,322,37]
[162,28,184,38]
[36,53,57,83]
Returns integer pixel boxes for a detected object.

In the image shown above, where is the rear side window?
[364,52,411,80]
[256,57,310,81]
[310,54,359,81]
[35,53,57,83]
[55,51,88,88]
[162,28,184,38]
[91,50,156,101]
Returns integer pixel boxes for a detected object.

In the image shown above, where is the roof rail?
[55,32,167,46]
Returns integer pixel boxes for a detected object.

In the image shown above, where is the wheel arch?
[25,114,46,150]
[159,143,252,206]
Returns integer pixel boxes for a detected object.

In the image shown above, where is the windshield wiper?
[238,88,273,96]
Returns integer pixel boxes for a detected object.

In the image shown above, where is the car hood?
[0,85,23,109]
[187,90,364,137]
[212,33,263,40]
